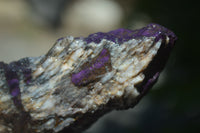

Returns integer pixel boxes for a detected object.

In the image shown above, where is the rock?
[0,24,177,133]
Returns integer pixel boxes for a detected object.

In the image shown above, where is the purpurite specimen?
[0,24,177,133]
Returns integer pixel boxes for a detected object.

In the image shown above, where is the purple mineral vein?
[72,48,111,86]
[7,79,21,97]
[84,23,177,45]
[2,58,32,111]
[71,69,90,85]
[7,78,19,88]
[11,87,20,97]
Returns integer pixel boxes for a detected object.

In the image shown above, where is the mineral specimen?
[0,23,177,133]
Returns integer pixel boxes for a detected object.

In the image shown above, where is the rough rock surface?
[0,24,177,133]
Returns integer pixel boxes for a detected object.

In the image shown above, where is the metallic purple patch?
[7,79,20,97]
[84,23,177,45]
[3,58,32,110]
[71,48,111,86]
